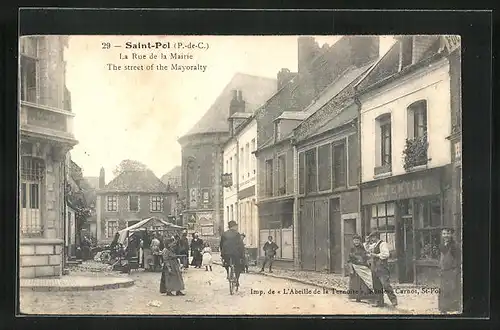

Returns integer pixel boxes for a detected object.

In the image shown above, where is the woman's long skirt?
[193,250,203,267]
[347,264,377,303]
[160,259,185,293]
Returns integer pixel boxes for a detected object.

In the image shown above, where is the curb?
[20,279,135,292]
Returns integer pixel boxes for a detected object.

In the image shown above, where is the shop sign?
[222,173,233,187]
[362,174,441,205]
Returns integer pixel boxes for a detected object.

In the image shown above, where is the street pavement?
[20,263,408,315]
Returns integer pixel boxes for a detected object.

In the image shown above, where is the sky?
[65,35,395,182]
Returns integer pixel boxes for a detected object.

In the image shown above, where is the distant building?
[178,73,277,238]
[19,36,78,278]
[95,167,178,243]
[160,166,181,191]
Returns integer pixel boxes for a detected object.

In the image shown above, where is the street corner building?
[177,73,277,247]
[19,36,78,278]
[255,35,380,269]
[95,168,178,244]
[356,35,462,285]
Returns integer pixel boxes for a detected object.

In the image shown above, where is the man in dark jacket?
[220,221,245,287]
[177,231,190,269]
[260,236,279,273]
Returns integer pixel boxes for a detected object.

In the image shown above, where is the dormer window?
[400,36,414,70]
[275,121,281,141]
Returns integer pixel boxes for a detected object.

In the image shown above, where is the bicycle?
[227,257,239,295]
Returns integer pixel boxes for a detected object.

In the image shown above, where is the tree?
[112,159,149,177]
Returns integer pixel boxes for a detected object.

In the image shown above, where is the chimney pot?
[232,90,238,100]
[237,90,242,101]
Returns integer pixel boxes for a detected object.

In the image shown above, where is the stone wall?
[20,239,63,278]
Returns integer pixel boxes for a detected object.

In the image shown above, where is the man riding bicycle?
[219,220,245,288]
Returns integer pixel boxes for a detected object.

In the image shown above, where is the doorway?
[329,198,342,272]
[397,201,415,283]
[343,218,357,274]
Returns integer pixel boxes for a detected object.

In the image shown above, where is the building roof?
[180,73,277,139]
[99,170,173,194]
[303,62,375,118]
[303,103,357,141]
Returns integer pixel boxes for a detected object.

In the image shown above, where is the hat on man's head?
[368,231,380,239]
[228,220,237,228]
[352,234,362,241]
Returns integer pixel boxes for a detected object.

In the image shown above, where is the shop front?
[361,166,452,285]
[258,198,294,264]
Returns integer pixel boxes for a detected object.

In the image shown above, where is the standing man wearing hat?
[220,221,245,288]
[367,231,398,307]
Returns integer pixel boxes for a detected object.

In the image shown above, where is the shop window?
[20,156,44,236]
[332,142,346,188]
[305,148,317,193]
[265,159,274,197]
[369,202,396,257]
[414,197,442,260]
[277,155,286,195]
[318,144,331,191]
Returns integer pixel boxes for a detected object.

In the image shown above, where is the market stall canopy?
[118,217,185,246]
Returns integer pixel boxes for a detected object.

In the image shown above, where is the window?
[275,122,281,141]
[414,197,443,260]
[298,152,305,194]
[229,157,233,181]
[265,159,274,197]
[407,100,428,167]
[314,144,330,191]
[150,195,163,212]
[106,220,119,238]
[375,114,392,175]
[245,143,250,177]
[277,155,286,195]
[251,139,256,174]
[106,195,118,212]
[240,147,245,180]
[332,142,346,189]
[368,202,396,257]
[305,148,317,193]
[128,195,139,212]
[226,206,229,222]
[230,205,234,223]
[20,156,44,236]
[381,120,392,166]
[20,38,38,103]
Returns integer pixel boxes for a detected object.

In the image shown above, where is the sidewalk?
[212,252,439,314]
[20,261,135,292]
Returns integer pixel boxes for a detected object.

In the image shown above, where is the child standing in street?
[202,242,213,271]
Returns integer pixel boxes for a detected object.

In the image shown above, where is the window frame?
[277,153,287,195]
[317,143,332,192]
[106,195,118,212]
[20,37,39,103]
[305,148,318,194]
[128,194,140,212]
[265,158,274,197]
[367,202,397,260]
[105,220,119,239]
[332,140,347,189]
[150,195,163,213]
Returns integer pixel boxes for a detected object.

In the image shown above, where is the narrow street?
[20,263,402,315]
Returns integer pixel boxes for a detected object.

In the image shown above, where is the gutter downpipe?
[292,138,300,270]
[353,88,364,239]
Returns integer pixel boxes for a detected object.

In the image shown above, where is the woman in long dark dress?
[160,238,185,296]
[190,233,204,268]
[346,235,377,304]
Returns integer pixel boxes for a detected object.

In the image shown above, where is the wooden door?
[314,199,329,272]
[329,198,342,272]
[398,216,415,283]
[343,218,357,271]
[300,201,315,271]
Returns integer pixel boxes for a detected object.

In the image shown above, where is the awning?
[117,217,185,246]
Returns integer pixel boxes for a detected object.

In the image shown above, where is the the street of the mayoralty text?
[20,264,403,315]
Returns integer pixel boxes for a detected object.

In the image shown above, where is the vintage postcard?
[18,34,462,315]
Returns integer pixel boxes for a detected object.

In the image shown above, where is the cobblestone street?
[20,263,411,315]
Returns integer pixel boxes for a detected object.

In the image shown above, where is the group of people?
[346,228,461,313]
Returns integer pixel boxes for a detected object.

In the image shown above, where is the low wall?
[20,238,64,278]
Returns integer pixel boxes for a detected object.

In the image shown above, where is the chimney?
[238,90,245,112]
[277,68,296,90]
[99,167,105,189]
[237,90,242,102]
[229,89,239,116]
